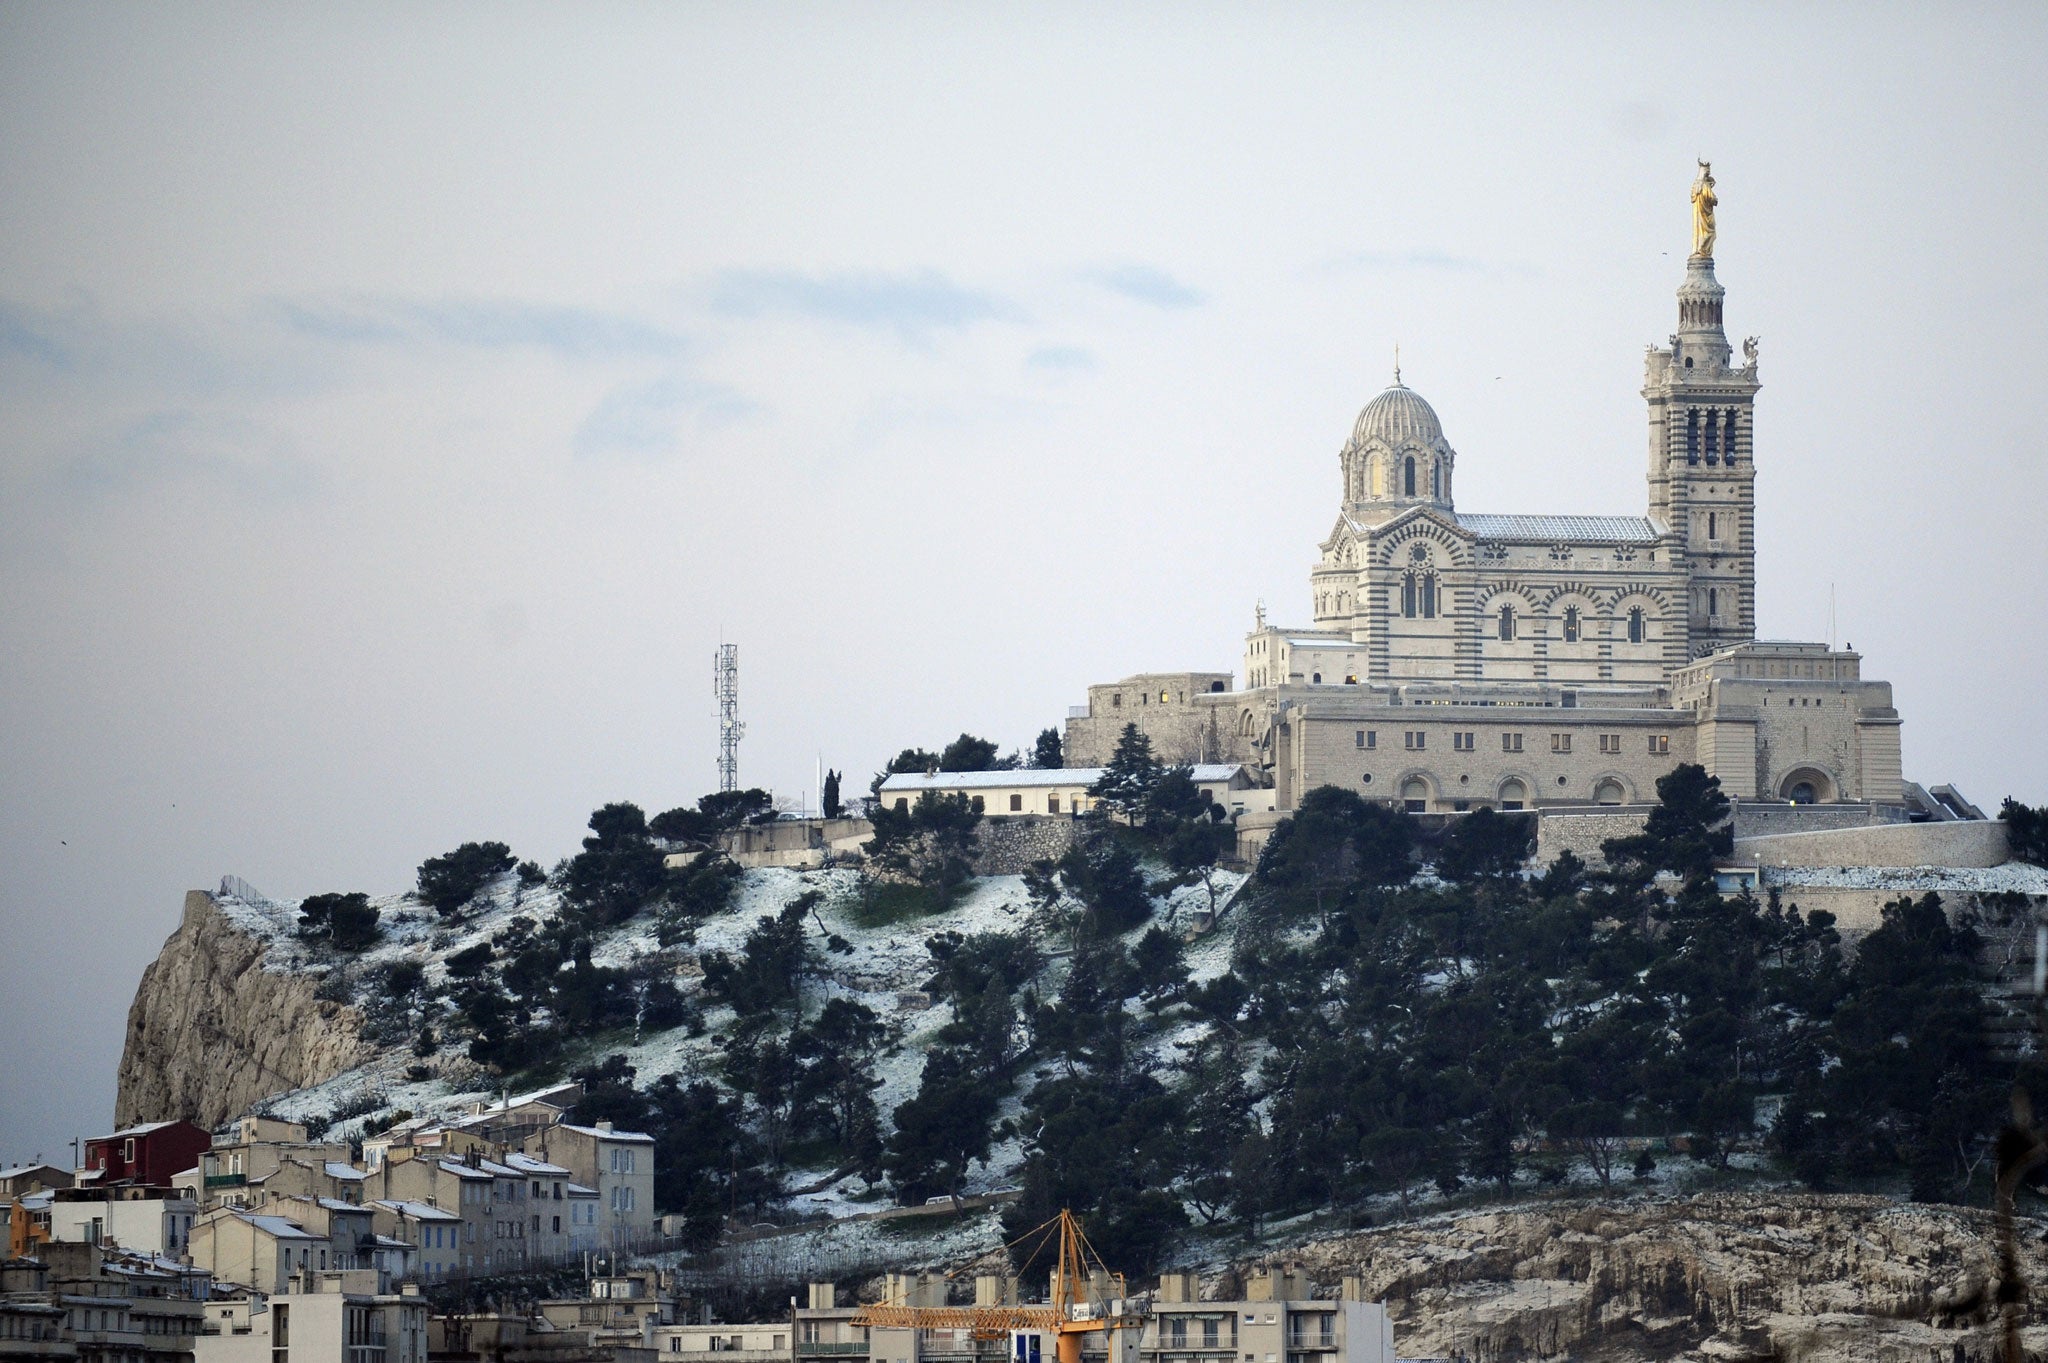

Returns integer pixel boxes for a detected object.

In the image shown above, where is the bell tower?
[1644,162,1760,659]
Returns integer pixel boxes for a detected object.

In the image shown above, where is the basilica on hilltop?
[1065,168,1907,816]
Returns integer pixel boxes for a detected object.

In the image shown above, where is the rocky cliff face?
[115,891,376,1129]
[1290,1192,2048,1362]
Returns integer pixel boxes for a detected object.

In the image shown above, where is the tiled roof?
[1457,513,1662,544]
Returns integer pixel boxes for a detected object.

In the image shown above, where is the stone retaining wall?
[1533,810,1654,869]
[973,816,1083,874]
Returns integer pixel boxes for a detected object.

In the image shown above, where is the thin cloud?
[274,296,689,359]
[55,410,322,503]
[0,303,73,369]
[1085,264,1205,309]
[575,372,760,459]
[708,269,1017,336]
[1026,345,1096,372]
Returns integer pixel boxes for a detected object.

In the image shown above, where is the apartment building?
[1,1241,209,1363]
[194,1270,427,1363]
[1144,1270,1392,1363]
[44,1186,197,1257]
[524,1125,654,1251]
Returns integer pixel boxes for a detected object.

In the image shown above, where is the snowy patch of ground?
[1762,862,2048,895]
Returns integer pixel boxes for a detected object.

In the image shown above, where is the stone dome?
[1351,381,1443,447]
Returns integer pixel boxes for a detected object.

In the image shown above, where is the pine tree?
[1088,723,1161,822]
[1032,727,1063,769]
[822,769,842,819]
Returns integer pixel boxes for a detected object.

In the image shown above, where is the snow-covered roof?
[240,1214,323,1241]
[503,1153,571,1176]
[564,1182,597,1197]
[435,1161,496,1181]
[1456,513,1663,544]
[0,1163,67,1181]
[555,1123,654,1144]
[1285,637,1355,649]
[370,1199,459,1221]
[323,1163,366,1181]
[368,1235,413,1249]
[879,764,1246,794]
[316,1198,366,1213]
[96,1121,178,1141]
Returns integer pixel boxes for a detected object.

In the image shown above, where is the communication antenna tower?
[714,643,743,792]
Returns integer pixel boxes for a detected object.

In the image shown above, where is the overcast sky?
[3,3,2045,1162]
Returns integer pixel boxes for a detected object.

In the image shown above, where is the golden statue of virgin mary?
[1691,161,1718,259]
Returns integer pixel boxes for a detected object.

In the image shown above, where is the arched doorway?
[1400,778,1429,813]
[1593,778,1627,806]
[1778,767,1835,804]
[1497,778,1528,811]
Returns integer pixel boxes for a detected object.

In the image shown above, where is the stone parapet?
[1733,820,2010,870]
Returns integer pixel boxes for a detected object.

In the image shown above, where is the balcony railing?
[204,1174,247,1189]
[795,1345,869,1357]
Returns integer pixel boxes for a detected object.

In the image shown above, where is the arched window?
[1430,460,1440,499]
[1403,456,1416,496]
[1704,411,1719,464]
[1420,575,1437,619]
[1594,778,1626,805]
[1724,410,1739,464]
[1562,605,1580,642]
[1708,588,1719,619]
[1686,410,1699,465]
[1498,604,1515,641]
[1708,511,1717,540]
[1401,573,1417,618]
[1627,607,1644,643]
[1371,460,1384,496]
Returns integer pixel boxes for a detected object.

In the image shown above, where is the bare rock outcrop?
[115,890,375,1129]
[1287,1192,2048,1362]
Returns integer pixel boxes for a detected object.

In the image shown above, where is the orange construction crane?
[852,1210,1145,1363]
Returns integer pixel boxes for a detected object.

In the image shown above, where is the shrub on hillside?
[417,841,516,917]
[298,892,381,952]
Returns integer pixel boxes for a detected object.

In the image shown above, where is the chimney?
[806,1283,836,1311]
[1156,1273,1196,1304]
[595,1121,615,1134]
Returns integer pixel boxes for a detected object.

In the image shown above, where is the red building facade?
[83,1121,211,1187]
